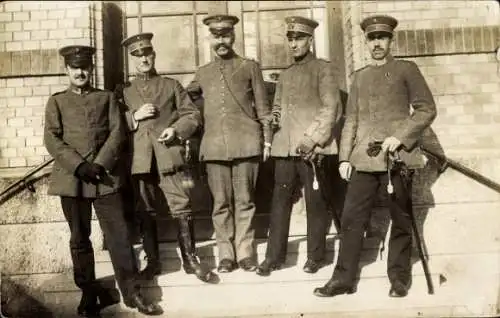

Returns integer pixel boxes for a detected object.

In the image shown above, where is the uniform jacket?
[44,87,125,198]
[187,54,272,161]
[271,52,342,157]
[121,71,201,174]
[339,56,437,172]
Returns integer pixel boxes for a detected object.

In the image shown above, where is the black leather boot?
[124,291,163,316]
[77,289,100,317]
[177,216,215,283]
[140,211,162,280]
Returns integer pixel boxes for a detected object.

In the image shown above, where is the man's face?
[131,48,155,74]
[366,32,392,60]
[66,64,92,88]
[210,31,235,57]
[287,33,313,58]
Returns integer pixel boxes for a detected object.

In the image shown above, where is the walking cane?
[387,152,435,295]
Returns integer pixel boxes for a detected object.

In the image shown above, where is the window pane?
[244,9,310,68]
[243,12,259,61]
[141,16,196,73]
[125,18,139,74]
[125,1,139,15]
[196,14,212,66]
[243,1,316,11]
[140,1,194,15]
[258,1,313,9]
[194,1,209,13]
[126,17,139,36]
[312,7,328,60]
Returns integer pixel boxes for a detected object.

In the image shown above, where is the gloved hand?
[271,111,280,131]
[366,141,383,157]
[75,162,106,184]
[295,138,317,161]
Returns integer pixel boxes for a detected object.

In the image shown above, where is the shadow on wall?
[411,127,445,263]
[358,126,445,283]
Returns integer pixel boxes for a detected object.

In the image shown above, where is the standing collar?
[215,52,239,63]
[68,84,93,95]
[136,68,158,80]
[370,54,394,67]
[292,51,315,65]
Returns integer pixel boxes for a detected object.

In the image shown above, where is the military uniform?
[44,45,160,316]
[314,15,437,297]
[120,33,213,283]
[257,16,342,276]
[187,15,272,269]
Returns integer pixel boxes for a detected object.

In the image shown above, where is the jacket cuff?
[125,111,139,131]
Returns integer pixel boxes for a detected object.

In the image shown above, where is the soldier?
[187,15,272,273]
[256,16,343,277]
[44,45,162,316]
[313,15,437,298]
[119,33,214,283]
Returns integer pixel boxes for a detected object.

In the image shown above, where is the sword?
[309,157,342,233]
[387,152,435,295]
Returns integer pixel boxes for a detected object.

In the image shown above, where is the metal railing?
[1,147,500,204]
[0,157,54,200]
[0,151,92,203]
[421,147,500,194]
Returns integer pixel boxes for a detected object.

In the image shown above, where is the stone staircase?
[2,158,500,317]
[36,230,500,317]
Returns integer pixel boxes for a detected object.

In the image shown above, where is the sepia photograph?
[0,0,499,317]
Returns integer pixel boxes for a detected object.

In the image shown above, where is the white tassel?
[387,153,394,194]
[311,160,319,190]
[387,181,394,194]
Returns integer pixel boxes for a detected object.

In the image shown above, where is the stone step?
[41,257,499,318]
[14,240,500,318]
[142,212,341,242]
[46,249,499,292]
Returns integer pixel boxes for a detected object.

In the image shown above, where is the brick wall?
[341,0,500,158]
[343,0,499,74]
[0,1,104,174]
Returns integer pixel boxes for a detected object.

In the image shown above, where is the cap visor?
[67,60,92,68]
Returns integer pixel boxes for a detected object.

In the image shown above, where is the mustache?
[215,43,230,50]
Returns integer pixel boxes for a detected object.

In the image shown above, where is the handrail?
[0,157,54,198]
[0,151,93,200]
[422,147,500,194]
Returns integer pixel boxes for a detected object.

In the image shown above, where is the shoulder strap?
[217,62,258,121]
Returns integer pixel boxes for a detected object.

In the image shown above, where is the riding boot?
[140,211,161,280]
[176,215,214,283]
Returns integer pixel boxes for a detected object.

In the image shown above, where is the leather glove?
[367,141,383,157]
[75,162,105,184]
[295,138,317,161]
[271,110,280,131]
[314,153,325,166]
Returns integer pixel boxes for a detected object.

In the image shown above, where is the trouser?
[60,192,139,298]
[318,155,347,231]
[132,168,193,263]
[332,170,413,285]
[205,157,260,262]
[264,157,330,263]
